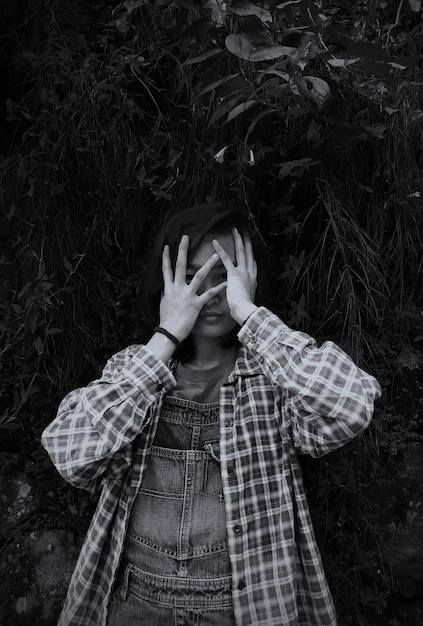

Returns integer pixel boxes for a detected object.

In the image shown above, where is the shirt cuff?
[237,306,312,352]
[122,344,176,396]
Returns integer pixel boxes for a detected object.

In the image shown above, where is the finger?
[244,234,256,274]
[211,239,234,271]
[189,252,219,289]
[198,281,227,305]
[232,228,247,269]
[174,235,189,282]
[162,245,173,286]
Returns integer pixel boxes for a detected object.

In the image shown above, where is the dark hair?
[140,202,268,361]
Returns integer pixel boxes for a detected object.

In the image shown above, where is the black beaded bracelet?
[153,326,182,349]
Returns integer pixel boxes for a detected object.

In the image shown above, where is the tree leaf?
[208,91,249,126]
[362,124,386,139]
[295,76,331,108]
[34,337,44,353]
[257,68,290,84]
[226,99,258,123]
[225,34,296,61]
[124,0,148,14]
[215,75,249,99]
[327,58,359,68]
[46,328,64,335]
[389,62,407,70]
[384,106,401,115]
[276,0,302,9]
[277,157,320,179]
[197,73,240,97]
[225,34,256,60]
[244,108,275,145]
[408,109,423,121]
[408,0,421,12]
[183,48,223,65]
[230,1,273,22]
[250,45,297,62]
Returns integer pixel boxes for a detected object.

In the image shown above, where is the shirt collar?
[169,344,262,384]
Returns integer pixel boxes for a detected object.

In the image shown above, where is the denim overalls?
[107,395,235,626]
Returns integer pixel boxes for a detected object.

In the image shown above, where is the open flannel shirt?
[42,307,381,626]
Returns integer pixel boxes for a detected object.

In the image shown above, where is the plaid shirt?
[42,307,381,626]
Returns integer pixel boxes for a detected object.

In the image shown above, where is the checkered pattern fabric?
[42,307,381,626]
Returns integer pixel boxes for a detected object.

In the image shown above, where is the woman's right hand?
[159,235,227,342]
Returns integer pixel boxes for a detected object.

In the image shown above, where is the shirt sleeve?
[238,307,381,457]
[41,344,176,492]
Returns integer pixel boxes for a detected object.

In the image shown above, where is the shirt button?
[227,467,235,477]
[233,524,242,534]
[225,419,233,427]
[250,334,257,343]
[238,580,246,590]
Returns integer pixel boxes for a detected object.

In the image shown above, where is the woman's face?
[187,232,238,338]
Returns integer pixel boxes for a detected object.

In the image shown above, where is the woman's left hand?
[212,228,258,325]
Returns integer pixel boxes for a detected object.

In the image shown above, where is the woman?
[42,203,381,626]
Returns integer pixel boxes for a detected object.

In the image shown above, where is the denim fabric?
[107,397,235,626]
[106,563,234,626]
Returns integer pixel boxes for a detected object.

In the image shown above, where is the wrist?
[158,320,189,343]
[146,331,177,364]
[153,326,182,349]
[232,303,258,326]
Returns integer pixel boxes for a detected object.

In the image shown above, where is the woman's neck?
[186,335,238,369]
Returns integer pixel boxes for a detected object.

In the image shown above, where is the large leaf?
[276,0,303,9]
[123,0,148,13]
[327,58,359,68]
[230,1,273,22]
[295,76,331,108]
[251,45,297,62]
[215,75,250,99]
[257,68,290,83]
[277,157,320,179]
[208,91,250,126]
[244,108,276,144]
[226,99,258,123]
[183,48,223,65]
[225,33,296,61]
[256,59,290,83]
[197,73,240,97]
[408,0,422,11]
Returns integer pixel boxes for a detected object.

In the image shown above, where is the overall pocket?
[202,440,225,503]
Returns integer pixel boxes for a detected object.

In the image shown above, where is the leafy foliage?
[1,0,423,623]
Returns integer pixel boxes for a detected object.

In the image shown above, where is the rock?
[0,529,81,625]
[0,471,41,531]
